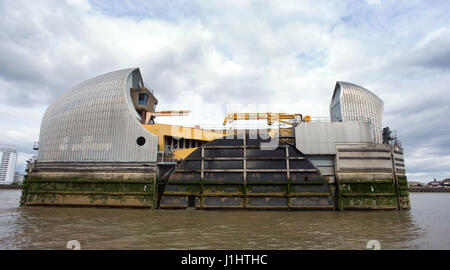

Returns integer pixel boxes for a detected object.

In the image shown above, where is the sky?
[0,0,449,182]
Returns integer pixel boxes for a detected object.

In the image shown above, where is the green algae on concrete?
[21,176,157,208]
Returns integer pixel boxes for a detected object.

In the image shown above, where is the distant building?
[408,181,424,187]
[441,179,450,187]
[0,144,18,184]
[14,172,25,184]
[427,178,441,187]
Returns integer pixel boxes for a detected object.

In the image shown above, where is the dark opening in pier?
[188,195,196,208]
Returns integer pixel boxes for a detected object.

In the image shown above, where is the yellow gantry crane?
[223,113,311,126]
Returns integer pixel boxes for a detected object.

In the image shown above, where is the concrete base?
[335,143,410,210]
[21,161,157,208]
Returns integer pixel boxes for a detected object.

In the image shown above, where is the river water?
[0,190,449,250]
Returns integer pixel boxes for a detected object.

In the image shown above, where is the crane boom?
[223,113,309,126]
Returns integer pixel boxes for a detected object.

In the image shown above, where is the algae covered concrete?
[335,143,410,210]
[21,162,158,208]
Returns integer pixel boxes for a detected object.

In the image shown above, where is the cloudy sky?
[1,0,449,182]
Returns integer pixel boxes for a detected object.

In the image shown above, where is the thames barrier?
[21,68,410,210]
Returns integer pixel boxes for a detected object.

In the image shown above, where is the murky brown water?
[0,190,449,249]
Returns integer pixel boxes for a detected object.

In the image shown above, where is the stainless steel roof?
[330,81,384,143]
[37,68,158,162]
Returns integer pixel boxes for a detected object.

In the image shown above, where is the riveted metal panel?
[160,136,335,210]
[204,148,243,158]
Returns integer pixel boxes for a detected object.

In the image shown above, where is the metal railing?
[157,151,175,163]
[186,122,291,131]
[182,117,372,130]
[309,116,372,123]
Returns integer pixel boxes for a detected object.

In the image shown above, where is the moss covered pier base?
[21,162,157,208]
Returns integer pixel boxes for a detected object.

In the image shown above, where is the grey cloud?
[414,28,450,70]
[1,0,450,182]
[0,0,123,106]
[422,52,450,70]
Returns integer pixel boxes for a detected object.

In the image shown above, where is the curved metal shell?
[330,81,384,143]
[37,68,158,162]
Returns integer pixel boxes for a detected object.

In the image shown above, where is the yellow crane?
[144,110,190,124]
[223,113,311,126]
